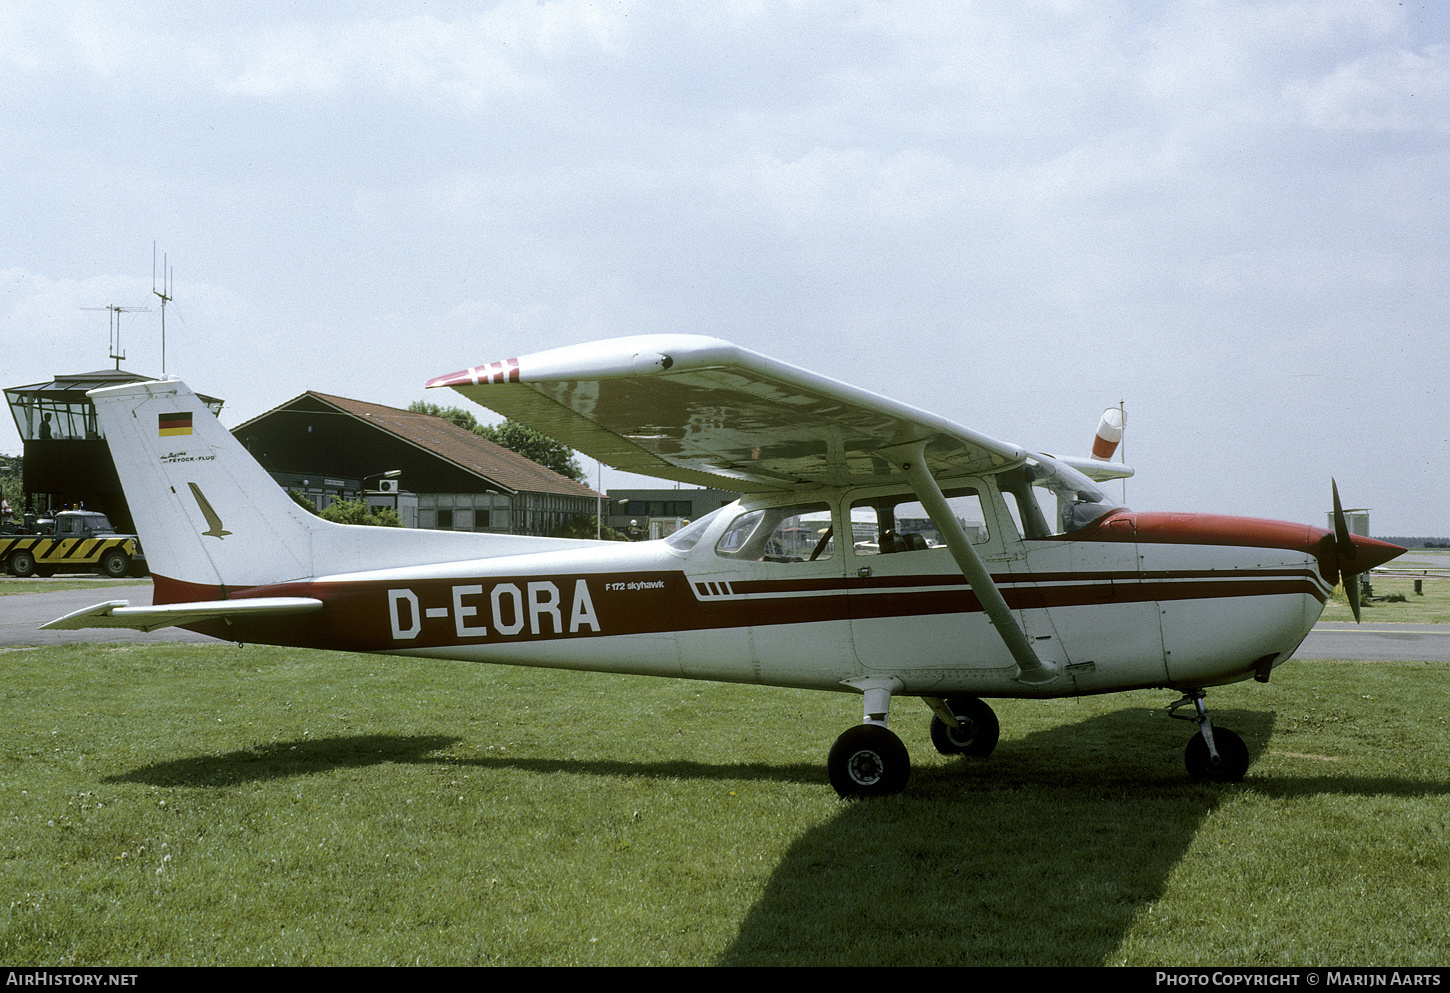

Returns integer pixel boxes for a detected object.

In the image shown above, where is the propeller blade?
[1331,479,1357,564]
[1329,480,1412,622]
[1331,478,1361,621]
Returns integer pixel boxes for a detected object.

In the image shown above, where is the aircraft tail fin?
[90,379,325,592]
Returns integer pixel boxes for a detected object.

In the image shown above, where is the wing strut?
[888,441,1059,686]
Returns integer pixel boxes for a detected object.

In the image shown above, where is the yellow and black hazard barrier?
[1,535,142,578]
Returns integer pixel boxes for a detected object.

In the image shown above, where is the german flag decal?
[158,412,193,437]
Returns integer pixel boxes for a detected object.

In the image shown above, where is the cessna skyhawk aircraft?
[45,335,1405,797]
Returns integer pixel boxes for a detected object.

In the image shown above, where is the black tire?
[929,696,1000,757]
[8,549,37,578]
[1185,728,1249,782]
[827,724,910,799]
[99,549,130,578]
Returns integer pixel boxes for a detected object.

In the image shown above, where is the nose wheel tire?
[1184,727,1249,783]
[828,724,910,799]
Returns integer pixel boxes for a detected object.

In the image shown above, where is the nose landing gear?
[1170,690,1249,782]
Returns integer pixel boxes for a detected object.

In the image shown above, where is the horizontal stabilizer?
[42,597,324,634]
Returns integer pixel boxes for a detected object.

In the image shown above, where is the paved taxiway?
[4,582,1449,661]
[2,583,213,647]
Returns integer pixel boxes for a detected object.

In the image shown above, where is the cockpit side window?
[714,503,834,563]
[848,488,987,555]
[664,507,725,551]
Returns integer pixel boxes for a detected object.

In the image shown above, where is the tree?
[317,498,402,527]
[475,420,585,482]
[287,489,317,514]
[407,401,481,434]
[0,455,23,522]
[408,401,586,482]
[549,514,629,541]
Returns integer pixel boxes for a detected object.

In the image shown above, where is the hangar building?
[231,392,599,536]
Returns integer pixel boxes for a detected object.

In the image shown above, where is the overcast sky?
[3,1,1446,535]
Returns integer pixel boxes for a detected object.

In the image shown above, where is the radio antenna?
[81,303,152,370]
[153,242,174,375]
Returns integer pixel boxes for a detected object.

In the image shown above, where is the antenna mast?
[153,243,174,376]
[81,304,152,370]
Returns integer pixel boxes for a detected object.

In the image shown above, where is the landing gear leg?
[1170,690,1249,782]
[829,677,910,799]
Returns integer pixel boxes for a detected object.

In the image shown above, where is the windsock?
[1091,407,1125,460]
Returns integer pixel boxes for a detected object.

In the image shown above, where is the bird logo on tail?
[188,483,232,539]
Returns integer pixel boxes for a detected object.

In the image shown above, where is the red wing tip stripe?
[425,370,470,389]
[444,358,522,386]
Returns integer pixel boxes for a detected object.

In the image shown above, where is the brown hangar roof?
[238,391,598,499]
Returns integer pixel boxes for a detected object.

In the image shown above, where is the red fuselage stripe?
[154,563,1325,653]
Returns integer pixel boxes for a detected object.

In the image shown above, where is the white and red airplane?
[44,335,1405,797]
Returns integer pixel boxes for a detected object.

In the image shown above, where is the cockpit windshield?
[998,454,1127,538]
[1026,454,1125,534]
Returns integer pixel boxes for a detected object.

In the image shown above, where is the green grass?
[1320,574,1450,623]
[0,578,149,596]
[2,643,1447,966]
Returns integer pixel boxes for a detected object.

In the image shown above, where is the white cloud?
[1287,44,1450,133]
[210,2,632,106]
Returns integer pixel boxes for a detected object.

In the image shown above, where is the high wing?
[1057,456,1134,483]
[41,597,323,634]
[427,335,1028,492]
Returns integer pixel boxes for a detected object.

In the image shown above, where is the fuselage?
[166,478,1400,700]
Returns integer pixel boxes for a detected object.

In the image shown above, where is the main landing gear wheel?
[828,724,910,799]
[1184,728,1249,783]
[929,696,1000,757]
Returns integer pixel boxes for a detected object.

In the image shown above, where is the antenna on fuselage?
[1118,400,1126,503]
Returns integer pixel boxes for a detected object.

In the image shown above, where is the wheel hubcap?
[847,749,884,786]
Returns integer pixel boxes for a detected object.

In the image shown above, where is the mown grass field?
[2,637,1447,966]
[1320,572,1450,624]
[0,578,149,597]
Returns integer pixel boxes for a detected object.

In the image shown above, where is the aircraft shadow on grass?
[714,706,1450,967]
[102,707,1450,966]
[101,734,462,787]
